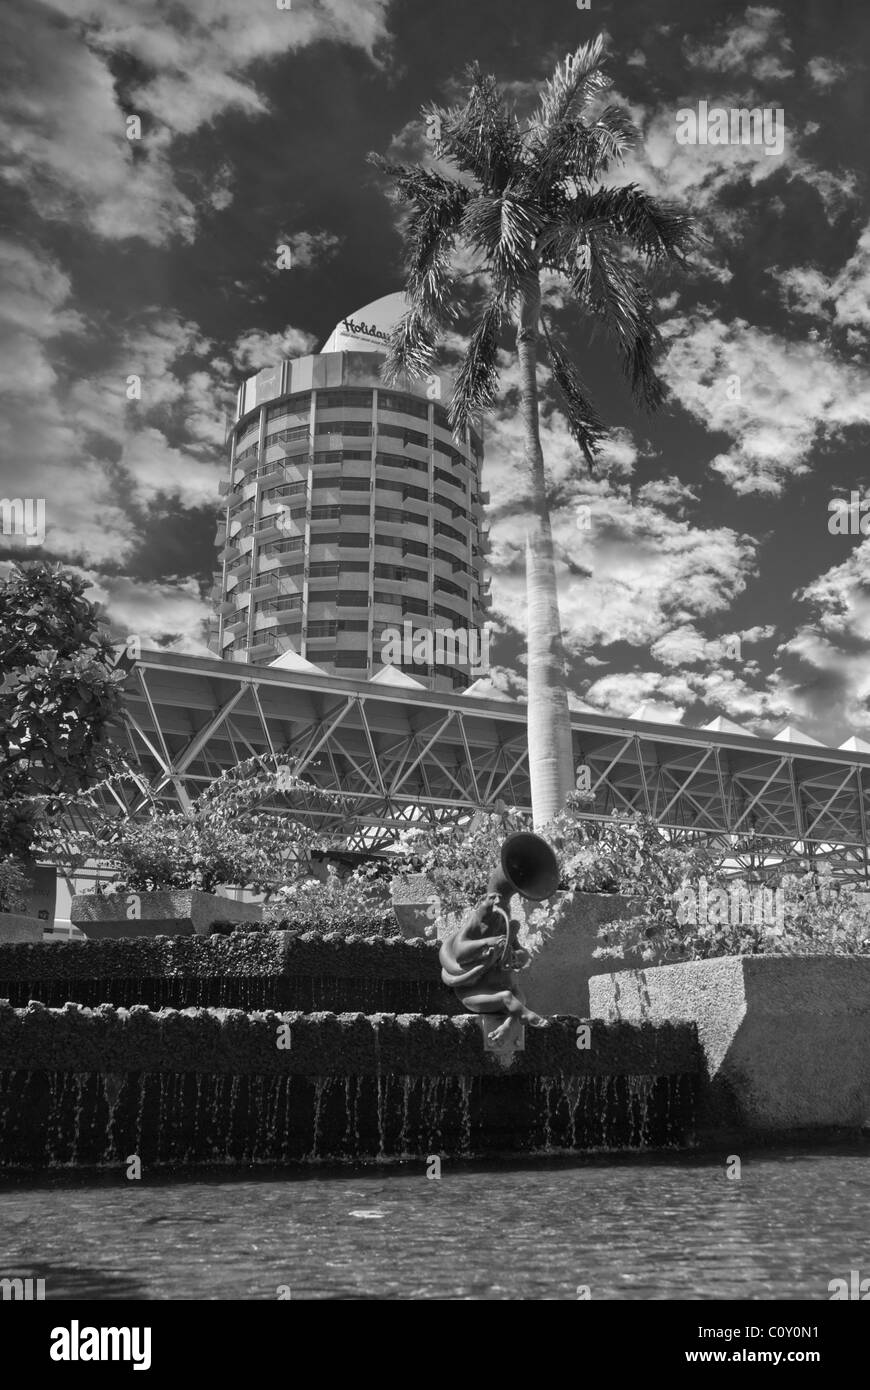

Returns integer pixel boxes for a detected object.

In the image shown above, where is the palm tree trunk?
[517,276,575,828]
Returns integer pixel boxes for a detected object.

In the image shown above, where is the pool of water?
[1,1144,867,1300]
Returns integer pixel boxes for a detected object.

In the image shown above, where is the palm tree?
[370,34,697,827]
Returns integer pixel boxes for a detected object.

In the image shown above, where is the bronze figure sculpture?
[439,832,560,1045]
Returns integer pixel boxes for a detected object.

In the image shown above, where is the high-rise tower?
[208,293,491,692]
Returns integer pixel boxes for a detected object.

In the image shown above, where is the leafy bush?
[391,799,723,945]
[38,753,335,895]
[264,867,399,938]
[592,862,870,963]
[0,857,28,914]
[532,805,723,945]
[0,562,127,859]
[390,805,533,917]
[776,869,870,954]
[546,802,718,894]
[70,812,287,894]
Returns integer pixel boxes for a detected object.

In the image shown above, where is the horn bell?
[489,831,560,902]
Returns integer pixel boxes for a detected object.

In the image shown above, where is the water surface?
[1,1145,866,1299]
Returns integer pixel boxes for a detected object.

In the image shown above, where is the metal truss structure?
[105,650,870,880]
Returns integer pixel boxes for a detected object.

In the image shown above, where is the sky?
[1,0,869,745]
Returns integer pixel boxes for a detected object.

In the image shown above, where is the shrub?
[390,805,533,918]
[37,752,336,896]
[0,562,127,859]
[592,863,870,963]
[264,867,399,938]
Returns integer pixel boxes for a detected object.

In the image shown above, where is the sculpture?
[439,832,560,1045]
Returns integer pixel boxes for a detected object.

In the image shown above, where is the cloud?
[271,230,343,273]
[0,241,134,565]
[85,572,213,654]
[806,56,847,89]
[771,224,870,347]
[682,6,794,81]
[480,360,757,657]
[658,308,870,495]
[772,543,870,738]
[1,0,391,246]
[232,326,319,372]
[0,243,323,565]
[581,671,690,722]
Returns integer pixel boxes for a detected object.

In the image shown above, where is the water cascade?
[0,934,701,1168]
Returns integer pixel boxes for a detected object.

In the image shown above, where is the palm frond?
[367,156,469,220]
[578,185,698,262]
[540,318,606,470]
[382,307,440,385]
[448,299,504,436]
[367,160,468,300]
[534,35,608,133]
[579,242,664,410]
[524,114,634,200]
[438,65,524,192]
[460,193,539,293]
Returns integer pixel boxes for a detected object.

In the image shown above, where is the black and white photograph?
[0,0,868,1342]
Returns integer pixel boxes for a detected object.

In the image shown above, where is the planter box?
[70,890,263,940]
[390,873,438,939]
[0,913,44,944]
[590,955,870,1138]
[522,892,640,1017]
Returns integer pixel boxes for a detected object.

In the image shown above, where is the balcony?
[253,517,285,544]
[250,575,280,600]
[257,462,288,489]
[229,499,256,527]
[225,613,249,633]
[217,543,240,564]
[218,478,231,496]
[248,635,279,659]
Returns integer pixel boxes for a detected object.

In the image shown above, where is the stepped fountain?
[0,947,700,1168]
[0,816,703,1168]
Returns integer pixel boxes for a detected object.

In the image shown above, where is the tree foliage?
[36,753,340,896]
[369,34,698,455]
[0,562,127,858]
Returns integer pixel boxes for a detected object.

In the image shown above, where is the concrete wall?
[590,955,870,1138]
[70,890,263,939]
[523,893,639,1018]
[0,914,42,944]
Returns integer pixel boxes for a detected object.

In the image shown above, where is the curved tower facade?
[208,295,491,692]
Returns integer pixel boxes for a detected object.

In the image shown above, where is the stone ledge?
[590,955,870,1135]
[0,1002,700,1077]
